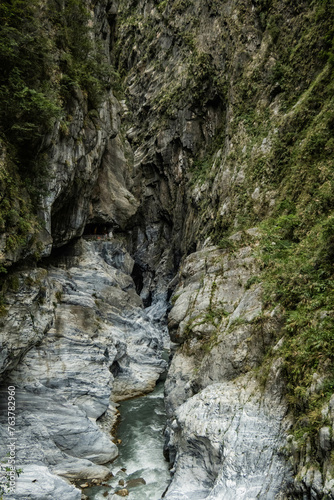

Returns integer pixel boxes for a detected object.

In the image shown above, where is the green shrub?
[0,0,115,254]
[0,0,112,179]
[259,213,334,447]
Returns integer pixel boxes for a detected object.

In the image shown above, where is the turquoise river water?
[85,381,170,499]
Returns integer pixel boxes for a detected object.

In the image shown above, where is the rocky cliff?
[0,1,168,498]
[0,0,334,498]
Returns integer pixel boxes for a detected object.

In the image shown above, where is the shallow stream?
[85,382,170,499]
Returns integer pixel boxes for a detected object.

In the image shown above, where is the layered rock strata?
[0,0,333,498]
[163,234,294,498]
[0,238,167,499]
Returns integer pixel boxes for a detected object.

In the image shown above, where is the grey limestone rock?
[3,464,81,500]
[164,241,292,498]
[0,238,168,498]
[0,269,57,378]
[164,377,292,500]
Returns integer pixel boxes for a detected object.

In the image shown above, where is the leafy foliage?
[184,0,334,460]
[0,0,113,258]
[259,213,334,449]
[0,0,111,171]
[48,0,112,107]
[0,0,61,175]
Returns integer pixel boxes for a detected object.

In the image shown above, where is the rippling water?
[85,382,170,499]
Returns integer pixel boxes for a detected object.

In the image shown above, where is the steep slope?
[0,1,166,498]
[114,0,334,497]
[0,0,333,499]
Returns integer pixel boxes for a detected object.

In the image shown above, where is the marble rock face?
[0,238,168,499]
[163,240,293,499]
[164,377,291,500]
[10,464,82,500]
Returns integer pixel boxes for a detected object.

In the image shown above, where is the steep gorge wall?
[0,2,167,498]
[0,0,333,498]
[114,0,334,497]
[0,0,141,265]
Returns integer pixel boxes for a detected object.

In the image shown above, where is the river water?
[85,381,170,499]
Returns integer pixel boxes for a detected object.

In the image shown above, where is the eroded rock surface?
[163,235,293,498]
[11,464,82,500]
[165,376,291,500]
[0,0,333,498]
[0,239,168,498]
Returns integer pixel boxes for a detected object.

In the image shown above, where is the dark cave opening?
[131,263,154,307]
[83,223,114,236]
[131,262,144,295]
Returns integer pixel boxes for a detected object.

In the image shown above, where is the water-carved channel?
[86,381,170,499]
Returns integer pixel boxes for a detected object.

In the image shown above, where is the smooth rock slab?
[2,464,81,500]
[0,238,168,496]
[164,377,292,500]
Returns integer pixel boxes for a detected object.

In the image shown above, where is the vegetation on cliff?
[115,0,334,484]
[217,0,334,457]
[0,0,333,493]
[0,0,111,259]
